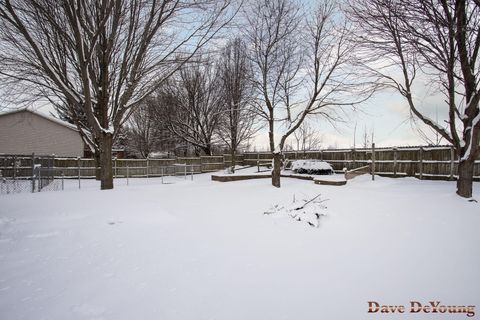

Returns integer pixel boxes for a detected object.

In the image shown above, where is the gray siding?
[0,110,84,157]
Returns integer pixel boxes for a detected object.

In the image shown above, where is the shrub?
[291,160,334,175]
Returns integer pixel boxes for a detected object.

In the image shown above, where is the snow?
[290,160,334,175]
[313,174,346,182]
[264,194,327,227]
[101,127,114,134]
[461,112,480,161]
[291,160,334,172]
[214,166,343,180]
[215,166,267,176]
[0,173,479,319]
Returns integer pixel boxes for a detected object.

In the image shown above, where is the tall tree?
[125,100,159,158]
[217,38,257,172]
[348,0,480,198]
[244,0,372,187]
[154,59,224,156]
[0,0,234,189]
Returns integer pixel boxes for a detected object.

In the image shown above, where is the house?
[0,108,85,157]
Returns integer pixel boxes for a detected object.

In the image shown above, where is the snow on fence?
[1,145,479,195]
[243,145,480,181]
[0,154,229,194]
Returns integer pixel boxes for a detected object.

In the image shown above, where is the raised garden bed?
[314,178,347,186]
[211,174,271,182]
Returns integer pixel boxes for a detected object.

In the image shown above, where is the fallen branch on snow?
[264,194,328,227]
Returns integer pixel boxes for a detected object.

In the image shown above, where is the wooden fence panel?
[2,145,479,180]
[241,146,480,180]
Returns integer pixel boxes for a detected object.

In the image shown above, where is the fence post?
[419,147,423,180]
[393,147,398,177]
[450,146,455,180]
[61,172,64,191]
[146,157,149,178]
[77,157,81,189]
[371,143,375,181]
[351,149,355,170]
[320,150,323,161]
[161,167,164,184]
[51,154,55,184]
[191,165,194,181]
[127,165,129,186]
[38,165,42,191]
[31,153,35,193]
[13,155,17,180]
[114,157,117,179]
[184,164,187,180]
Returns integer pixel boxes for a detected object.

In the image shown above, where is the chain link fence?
[0,154,64,195]
[0,154,204,195]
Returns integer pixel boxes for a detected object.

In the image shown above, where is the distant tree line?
[121,39,258,169]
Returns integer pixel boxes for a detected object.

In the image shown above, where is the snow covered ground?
[0,173,479,319]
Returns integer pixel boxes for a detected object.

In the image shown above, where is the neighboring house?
[0,109,85,157]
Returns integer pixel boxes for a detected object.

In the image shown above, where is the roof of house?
[0,108,79,132]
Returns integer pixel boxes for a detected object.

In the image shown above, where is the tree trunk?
[94,151,101,181]
[272,152,282,188]
[231,148,236,173]
[99,133,114,190]
[204,144,212,156]
[456,158,474,198]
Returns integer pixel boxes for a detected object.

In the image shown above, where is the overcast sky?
[251,87,447,151]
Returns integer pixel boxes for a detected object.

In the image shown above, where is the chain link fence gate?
[0,154,64,195]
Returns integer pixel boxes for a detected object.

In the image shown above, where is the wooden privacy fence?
[1,145,479,181]
[243,145,480,181]
[0,154,228,179]
[56,155,226,178]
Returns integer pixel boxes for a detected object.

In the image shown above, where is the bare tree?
[0,0,235,189]
[54,101,102,179]
[154,59,223,156]
[292,121,323,153]
[361,125,374,149]
[244,0,372,187]
[348,0,480,198]
[217,38,258,172]
[125,100,159,158]
[413,116,445,147]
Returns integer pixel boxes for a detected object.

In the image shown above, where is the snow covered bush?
[291,160,334,175]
